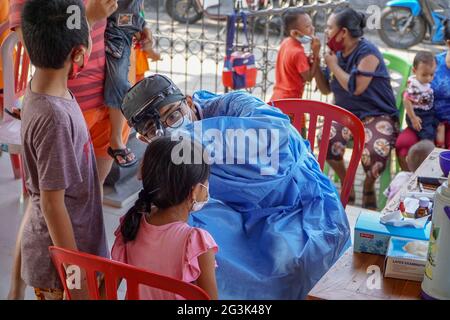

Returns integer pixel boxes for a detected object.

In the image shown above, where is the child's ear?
[289,29,298,38]
[71,47,86,66]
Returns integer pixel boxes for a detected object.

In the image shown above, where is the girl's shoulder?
[186,227,218,252]
[182,227,219,283]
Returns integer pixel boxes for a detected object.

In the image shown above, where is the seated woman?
[120,74,351,299]
[396,19,450,164]
[314,8,399,209]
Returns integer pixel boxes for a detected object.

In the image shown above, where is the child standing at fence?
[404,51,439,142]
[271,8,321,101]
[112,137,218,300]
[271,8,321,132]
[104,0,160,167]
[19,0,108,300]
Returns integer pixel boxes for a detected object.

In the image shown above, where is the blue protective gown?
[181,90,351,299]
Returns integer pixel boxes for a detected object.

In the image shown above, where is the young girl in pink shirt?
[111,137,218,299]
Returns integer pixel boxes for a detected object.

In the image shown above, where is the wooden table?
[307,148,446,300]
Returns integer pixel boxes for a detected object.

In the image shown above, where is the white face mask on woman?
[191,183,209,212]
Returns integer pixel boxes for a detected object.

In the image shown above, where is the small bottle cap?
[419,197,429,207]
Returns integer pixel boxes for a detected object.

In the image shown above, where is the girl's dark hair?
[444,19,450,41]
[121,137,210,242]
[282,8,307,37]
[333,8,366,38]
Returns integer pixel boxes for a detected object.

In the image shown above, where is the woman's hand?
[324,51,338,68]
[411,115,423,132]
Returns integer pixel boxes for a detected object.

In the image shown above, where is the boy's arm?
[301,56,320,83]
[86,0,118,27]
[40,190,77,250]
[300,37,321,83]
[314,65,331,95]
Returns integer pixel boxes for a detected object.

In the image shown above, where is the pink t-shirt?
[111,216,218,300]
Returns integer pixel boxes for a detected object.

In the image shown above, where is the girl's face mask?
[191,183,209,212]
[327,29,345,53]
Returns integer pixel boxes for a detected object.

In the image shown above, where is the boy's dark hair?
[413,51,435,68]
[121,137,210,243]
[282,8,307,37]
[22,0,90,69]
[333,8,366,38]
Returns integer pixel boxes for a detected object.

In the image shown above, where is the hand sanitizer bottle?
[421,173,450,299]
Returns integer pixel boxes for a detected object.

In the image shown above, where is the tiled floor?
[0,149,365,299]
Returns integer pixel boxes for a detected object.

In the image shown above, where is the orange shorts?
[82,106,131,159]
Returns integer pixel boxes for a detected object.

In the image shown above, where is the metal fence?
[145,0,349,102]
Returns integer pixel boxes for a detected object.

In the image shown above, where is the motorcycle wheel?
[378,7,426,49]
[165,0,203,24]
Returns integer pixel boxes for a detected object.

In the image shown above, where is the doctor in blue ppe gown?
[121,74,351,299]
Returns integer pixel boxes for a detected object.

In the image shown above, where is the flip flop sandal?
[107,147,138,168]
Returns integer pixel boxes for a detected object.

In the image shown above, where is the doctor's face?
[139,96,198,142]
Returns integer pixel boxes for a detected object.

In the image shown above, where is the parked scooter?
[378,0,450,49]
[164,0,315,25]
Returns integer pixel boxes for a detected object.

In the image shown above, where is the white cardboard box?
[384,236,428,282]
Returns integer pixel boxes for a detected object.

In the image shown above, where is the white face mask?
[296,35,312,44]
[191,183,209,212]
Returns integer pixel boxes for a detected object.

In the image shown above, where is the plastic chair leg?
[10,153,22,179]
[377,157,392,210]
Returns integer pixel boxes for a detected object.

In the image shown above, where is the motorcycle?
[164,0,316,25]
[378,0,450,49]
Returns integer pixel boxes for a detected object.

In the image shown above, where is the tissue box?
[384,237,428,282]
[354,211,431,255]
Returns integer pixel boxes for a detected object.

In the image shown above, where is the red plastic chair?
[270,99,365,207]
[49,246,211,300]
[1,29,30,196]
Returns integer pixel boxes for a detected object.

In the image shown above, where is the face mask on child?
[69,49,90,80]
[191,183,209,212]
[296,34,312,45]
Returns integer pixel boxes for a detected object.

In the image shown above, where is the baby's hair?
[120,137,210,243]
[406,140,435,172]
[282,8,308,37]
[413,51,435,69]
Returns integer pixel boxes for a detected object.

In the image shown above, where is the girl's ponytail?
[120,189,156,243]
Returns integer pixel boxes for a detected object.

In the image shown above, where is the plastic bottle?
[421,173,450,300]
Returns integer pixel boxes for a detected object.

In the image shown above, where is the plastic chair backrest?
[1,30,30,120]
[49,246,210,300]
[382,52,412,127]
[270,99,365,207]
